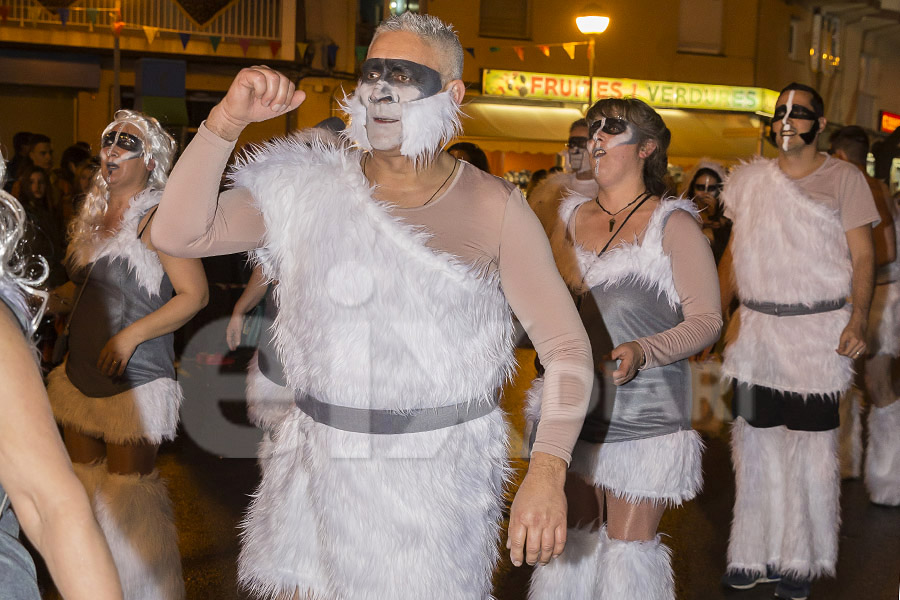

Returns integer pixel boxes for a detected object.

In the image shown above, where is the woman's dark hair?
[447,142,491,173]
[16,165,49,204]
[586,97,671,196]
[688,168,723,198]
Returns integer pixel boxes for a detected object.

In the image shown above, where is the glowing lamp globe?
[576,14,610,34]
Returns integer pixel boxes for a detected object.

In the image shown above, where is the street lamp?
[576,3,610,108]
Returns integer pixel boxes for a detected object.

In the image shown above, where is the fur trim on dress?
[553,194,700,305]
[728,418,840,580]
[92,470,184,600]
[721,158,854,396]
[246,351,294,433]
[865,400,900,506]
[528,525,603,600]
[67,188,166,296]
[569,430,704,506]
[48,361,181,444]
[598,526,674,600]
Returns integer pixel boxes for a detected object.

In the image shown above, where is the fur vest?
[67,188,167,296]
[721,158,853,395]
[552,193,700,305]
[231,131,515,411]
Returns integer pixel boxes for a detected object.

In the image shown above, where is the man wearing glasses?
[529,119,598,236]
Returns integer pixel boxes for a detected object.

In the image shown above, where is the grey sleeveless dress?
[531,195,705,505]
[246,283,294,432]
[48,189,184,444]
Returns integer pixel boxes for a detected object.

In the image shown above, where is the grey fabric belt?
[742,298,846,317]
[294,391,499,434]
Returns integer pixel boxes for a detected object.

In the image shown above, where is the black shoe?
[722,566,781,590]
[774,575,810,600]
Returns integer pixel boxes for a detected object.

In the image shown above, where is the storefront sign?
[880,111,900,134]
[483,69,779,114]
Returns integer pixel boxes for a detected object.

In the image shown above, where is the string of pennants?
[465,40,593,61]
[0,4,296,58]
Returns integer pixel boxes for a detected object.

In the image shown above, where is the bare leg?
[604,493,666,541]
[566,473,603,530]
[63,428,106,464]
[864,354,895,408]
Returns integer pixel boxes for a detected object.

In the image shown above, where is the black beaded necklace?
[595,190,652,233]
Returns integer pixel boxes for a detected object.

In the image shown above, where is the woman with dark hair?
[528,98,721,599]
[16,165,66,288]
[685,160,730,263]
[446,141,491,173]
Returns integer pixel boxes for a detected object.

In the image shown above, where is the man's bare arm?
[837,225,875,357]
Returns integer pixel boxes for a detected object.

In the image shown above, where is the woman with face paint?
[151,12,593,600]
[528,98,722,600]
[45,110,209,600]
[685,160,730,263]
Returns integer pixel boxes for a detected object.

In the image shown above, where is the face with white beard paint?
[771,89,822,153]
[343,30,464,165]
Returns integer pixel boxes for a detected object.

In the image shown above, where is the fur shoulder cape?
[230,130,515,411]
[67,188,166,296]
[722,157,851,303]
[551,193,700,308]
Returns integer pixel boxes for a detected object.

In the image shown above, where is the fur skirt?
[239,406,510,600]
[245,352,295,433]
[47,360,182,445]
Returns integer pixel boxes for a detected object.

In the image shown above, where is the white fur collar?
[67,188,166,296]
[553,194,699,309]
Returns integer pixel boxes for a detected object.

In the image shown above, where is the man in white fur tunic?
[719,83,879,600]
[152,13,593,600]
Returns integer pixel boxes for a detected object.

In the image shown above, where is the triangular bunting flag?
[563,42,576,60]
[0,6,10,23]
[465,47,475,58]
[269,41,281,57]
[355,45,367,63]
[143,26,159,45]
[513,46,525,61]
[179,32,191,49]
[539,45,550,57]
[238,38,251,55]
[208,36,221,52]
[489,47,500,53]
[58,8,68,26]
[296,42,309,57]
[326,43,338,69]
[112,21,125,37]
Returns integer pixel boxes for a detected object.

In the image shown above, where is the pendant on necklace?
[609,218,615,232]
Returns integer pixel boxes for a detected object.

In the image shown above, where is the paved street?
[36,344,900,599]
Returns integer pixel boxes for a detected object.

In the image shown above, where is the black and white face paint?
[566,136,591,174]
[343,57,462,166]
[772,90,820,151]
[587,116,639,174]
[101,125,148,182]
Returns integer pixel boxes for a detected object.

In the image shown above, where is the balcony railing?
[3,0,281,41]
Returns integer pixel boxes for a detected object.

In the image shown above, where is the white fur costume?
[529,195,703,600]
[232,131,515,599]
[722,158,849,581]
[48,189,183,445]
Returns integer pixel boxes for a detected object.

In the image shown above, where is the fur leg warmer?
[528,526,603,600]
[597,527,674,600]
[778,428,840,580]
[727,418,786,576]
[866,400,900,506]
[92,470,185,600]
[838,387,863,479]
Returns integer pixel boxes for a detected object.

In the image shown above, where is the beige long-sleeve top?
[152,124,593,464]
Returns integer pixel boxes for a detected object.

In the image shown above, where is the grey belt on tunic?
[294,391,499,434]
[742,298,846,317]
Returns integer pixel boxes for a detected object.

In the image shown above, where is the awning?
[456,97,771,161]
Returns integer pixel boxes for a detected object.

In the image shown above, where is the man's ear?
[639,140,657,160]
[445,79,466,104]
